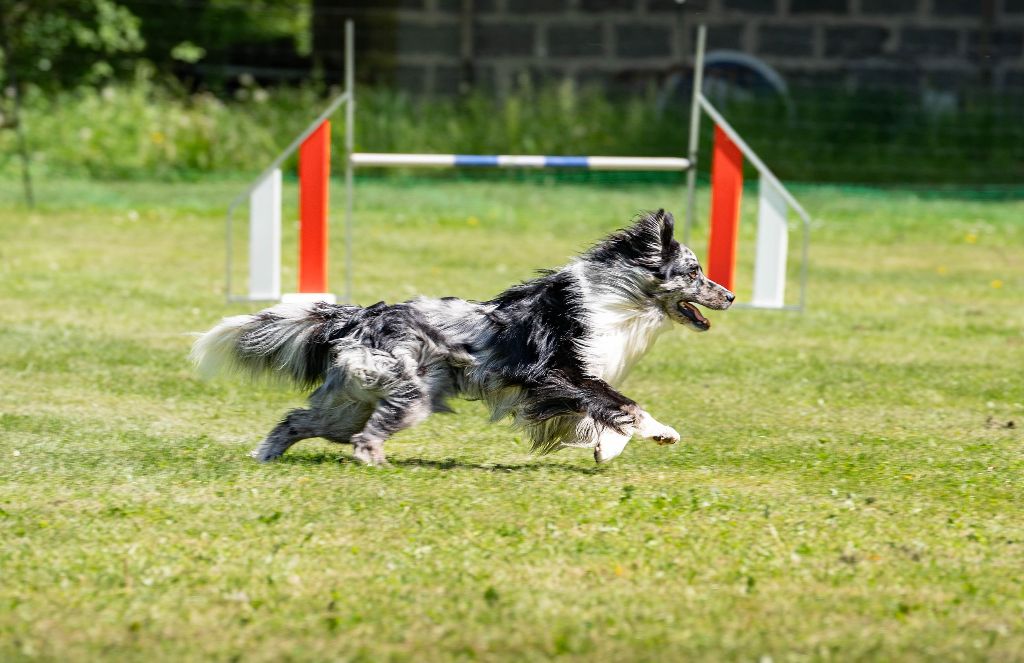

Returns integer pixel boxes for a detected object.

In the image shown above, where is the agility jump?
[225,22,809,311]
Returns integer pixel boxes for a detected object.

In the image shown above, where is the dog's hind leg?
[578,407,678,461]
[250,372,373,462]
[251,408,321,462]
[351,380,432,467]
[571,416,633,463]
[307,372,376,450]
[594,427,632,463]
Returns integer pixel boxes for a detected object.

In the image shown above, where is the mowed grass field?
[1,177,1022,661]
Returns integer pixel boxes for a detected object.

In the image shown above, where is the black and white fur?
[191,210,734,465]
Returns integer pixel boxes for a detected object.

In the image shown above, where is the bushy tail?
[190,302,354,388]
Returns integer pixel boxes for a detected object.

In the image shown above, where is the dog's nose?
[726,292,735,302]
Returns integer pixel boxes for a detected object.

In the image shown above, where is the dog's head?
[586,209,734,332]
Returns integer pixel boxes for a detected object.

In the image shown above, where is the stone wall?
[312,0,1024,95]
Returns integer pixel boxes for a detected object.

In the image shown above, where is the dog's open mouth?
[677,301,710,330]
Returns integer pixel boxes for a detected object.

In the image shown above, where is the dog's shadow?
[392,456,602,475]
[279,451,602,475]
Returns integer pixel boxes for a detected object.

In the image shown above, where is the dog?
[191,209,734,465]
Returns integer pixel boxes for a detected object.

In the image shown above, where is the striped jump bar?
[351,153,691,171]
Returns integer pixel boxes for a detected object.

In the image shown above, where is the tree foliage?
[0,0,143,205]
[125,0,311,83]
[0,0,144,90]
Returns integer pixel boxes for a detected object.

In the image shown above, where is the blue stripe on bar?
[543,156,589,168]
[454,154,499,167]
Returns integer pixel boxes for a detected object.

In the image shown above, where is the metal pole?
[699,95,809,221]
[225,206,234,302]
[700,93,812,311]
[683,24,706,248]
[798,210,810,312]
[344,19,355,305]
[223,90,349,303]
[226,92,350,215]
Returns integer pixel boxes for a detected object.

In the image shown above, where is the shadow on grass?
[278,450,602,475]
[392,456,602,475]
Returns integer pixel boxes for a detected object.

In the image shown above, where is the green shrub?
[3,69,1022,185]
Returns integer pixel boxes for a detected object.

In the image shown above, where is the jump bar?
[351,153,691,171]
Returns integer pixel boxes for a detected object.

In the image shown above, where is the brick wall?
[313,0,1024,94]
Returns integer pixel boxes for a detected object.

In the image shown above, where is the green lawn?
[1,177,1022,661]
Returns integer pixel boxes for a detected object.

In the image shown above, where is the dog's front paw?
[640,422,680,445]
[634,411,681,445]
[651,425,680,446]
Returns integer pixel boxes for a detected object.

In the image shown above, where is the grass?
[1,176,1023,661]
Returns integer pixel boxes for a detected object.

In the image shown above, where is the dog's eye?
[687,267,699,278]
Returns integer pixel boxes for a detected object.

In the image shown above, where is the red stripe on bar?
[706,124,743,292]
[298,121,331,294]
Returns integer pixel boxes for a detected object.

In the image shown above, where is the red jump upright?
[298,121,331,294]
[706,124,743,292]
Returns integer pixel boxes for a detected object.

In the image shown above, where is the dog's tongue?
[679,302,710,328]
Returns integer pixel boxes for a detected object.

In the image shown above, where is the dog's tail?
[190,302,353,388]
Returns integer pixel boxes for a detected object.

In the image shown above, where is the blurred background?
[1,0,1022,198]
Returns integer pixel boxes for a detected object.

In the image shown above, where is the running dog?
[191,209,734,465]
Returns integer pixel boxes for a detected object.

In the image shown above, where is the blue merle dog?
[191,210,734,465]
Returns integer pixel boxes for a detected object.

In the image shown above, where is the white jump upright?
[752,180,789,309]
[224,86,351,303]
[695,85,810,311]
[224,22,810,311]
[247,168,282,301]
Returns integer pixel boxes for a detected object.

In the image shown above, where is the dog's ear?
[656,209,675,251]
[586,210,678,270]
[654,210,680,279]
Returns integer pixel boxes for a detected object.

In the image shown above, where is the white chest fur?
[569,261,672,385]
[582,308,670,386]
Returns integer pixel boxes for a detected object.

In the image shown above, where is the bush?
[4,69,1022,186]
